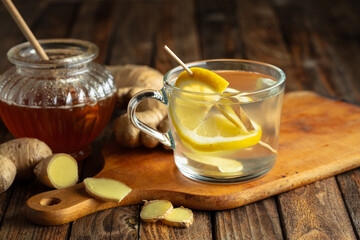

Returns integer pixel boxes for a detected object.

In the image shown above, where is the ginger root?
[34,153,78,189]
[0,156,16,193]
[83,177,132,203]
[140,200,173,222]
[0,138,52,180]
[114,105,169,148]
[161,206,194,228]
[0,138,52,193]
[108,65,170,149]
[108,65,164,108]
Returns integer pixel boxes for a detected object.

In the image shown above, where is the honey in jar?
[0,39,116,160]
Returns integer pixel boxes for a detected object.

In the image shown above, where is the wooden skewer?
[2,0,49,60]
[164,45,192,75]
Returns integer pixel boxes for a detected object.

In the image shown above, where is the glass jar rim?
[163,59,286,98]
[7,38,99,68]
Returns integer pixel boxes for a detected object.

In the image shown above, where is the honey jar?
[0,39,116,160]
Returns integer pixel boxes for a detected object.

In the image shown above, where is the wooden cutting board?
[26,91,360,225]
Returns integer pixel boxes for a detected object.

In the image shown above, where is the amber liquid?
[0,95,116,159]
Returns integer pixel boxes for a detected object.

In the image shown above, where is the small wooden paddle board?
[26,91,360,225]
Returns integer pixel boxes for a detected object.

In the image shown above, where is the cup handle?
[128,89,174,149]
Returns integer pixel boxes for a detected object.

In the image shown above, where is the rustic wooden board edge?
[25,156,360,225]
[98,141,360,211]
[235,155,360,209]
[25,145,360,226]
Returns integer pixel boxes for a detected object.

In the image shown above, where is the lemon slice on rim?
[175,67,229,93]
[170,67,261,152]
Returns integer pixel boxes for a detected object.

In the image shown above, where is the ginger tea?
[128,59,285,183]
[169,71,284,182]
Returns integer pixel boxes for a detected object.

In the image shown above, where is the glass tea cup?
[128,59,285,183]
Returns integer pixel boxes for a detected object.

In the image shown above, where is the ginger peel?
[34,153,78,189]
[109,65,170,149]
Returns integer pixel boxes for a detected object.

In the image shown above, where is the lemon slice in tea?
[170,67,227,130]
[170,67,262,152]
[177,113,261,152]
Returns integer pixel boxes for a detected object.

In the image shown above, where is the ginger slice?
[140,200,173,222]
[83,177,132,203]
[228,101,255,131]
[161,206,194,228]
[214,102,254,132]
[184,152,243,173]
[34,153,78,189]
[220,88,255,131]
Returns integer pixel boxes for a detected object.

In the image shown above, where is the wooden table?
[0,0,359,239]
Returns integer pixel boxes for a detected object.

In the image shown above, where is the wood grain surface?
[213,198,283,240]
[25,91,360,225]
[0,0,359,239]
[278,178,357,239]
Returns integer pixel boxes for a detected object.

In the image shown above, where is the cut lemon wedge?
[170,67,261,152]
